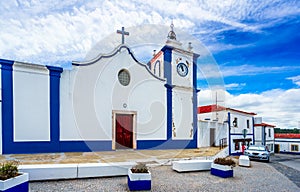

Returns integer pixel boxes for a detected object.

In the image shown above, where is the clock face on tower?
[176,62,188,77]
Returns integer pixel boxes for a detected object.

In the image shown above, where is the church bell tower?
[162,22,199,143]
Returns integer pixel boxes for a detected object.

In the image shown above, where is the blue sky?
[0,0,300,128]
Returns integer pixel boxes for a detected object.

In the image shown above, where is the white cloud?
[198,88,300,128]
[225,83,246,90]
[221,64,300,77]
[1,0,298,65]
[287,75,300,86]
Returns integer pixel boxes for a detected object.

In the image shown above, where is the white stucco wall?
[275,139,300,152]
[172,88,193,140]
[198,121,228,147]
[60,49,166,141]
[13,62,50,141]
[254,125,263,143]
[198,110,228,123]
[229,111,253,134]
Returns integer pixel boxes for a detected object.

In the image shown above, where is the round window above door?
[118,69,130,86]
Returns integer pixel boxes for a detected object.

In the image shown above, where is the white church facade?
[0,26,200,154]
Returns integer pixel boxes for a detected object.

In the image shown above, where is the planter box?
[239,155,251,167]
[0,172,29,192]
[127,169,151,191]
[172,160,212,172]
[210,163,233,178]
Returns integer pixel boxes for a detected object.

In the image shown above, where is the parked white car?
[244,145,270,162]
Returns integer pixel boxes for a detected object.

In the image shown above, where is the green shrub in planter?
[0,161,29,192]
[127,163,151,191]
[211,157,236,178]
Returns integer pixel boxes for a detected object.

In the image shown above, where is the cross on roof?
[116,27,129,44]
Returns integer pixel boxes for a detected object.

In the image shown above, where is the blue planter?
[127,169,151,191]
[0,173,29,192]
[210,163,233,178]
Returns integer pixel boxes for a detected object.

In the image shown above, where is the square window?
[291,144,299,152]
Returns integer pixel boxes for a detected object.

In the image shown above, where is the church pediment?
[72,44,165,82]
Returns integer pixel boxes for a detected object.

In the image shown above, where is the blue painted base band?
[137,139,197,150]
[279,151,300,155]
[3,139,198,154]
[211,168,233,178]
[3,141,112,154]
[127,176,151,191]
[1,181,28,192]
[231,152,243,156]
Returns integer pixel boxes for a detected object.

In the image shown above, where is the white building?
[254,117,275,153]
[275,134,300,154]
[198,104,256,155]
[0,25,200,154]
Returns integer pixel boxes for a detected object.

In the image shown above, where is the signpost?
[242,129,248,154]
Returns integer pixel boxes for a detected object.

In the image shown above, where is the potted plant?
[0,161,29,192]
[211,157,236,178]
[127,163,151,191]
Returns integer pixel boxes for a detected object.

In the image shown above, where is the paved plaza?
[29,161,299,192]
[1,149,299,191]
[0,147,220,164]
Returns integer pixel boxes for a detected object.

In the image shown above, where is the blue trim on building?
[279,151,300,155]
[230,133,254,136]
[252,117,255,144]
[2,141,112,154]
[192,53,200,147]
[275,140,300,143]
[1,59,14,154]
[137,139,197,150]
[162,45,173,86]
[231,152,243,156]
[162,46,173,140]
[47,66,63,151]
[228,112,231,155]
[59,141,112,152]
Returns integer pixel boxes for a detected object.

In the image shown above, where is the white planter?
[210,163,233,178]
[172,160,212,172]
[239,155,251,167]
[0,172,29,192]
[127,169,151,191]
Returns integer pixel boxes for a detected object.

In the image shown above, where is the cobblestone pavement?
[269,154,300,188]
[30,161,299,192]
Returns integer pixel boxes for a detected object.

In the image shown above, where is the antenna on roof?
[214,91,225,122]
